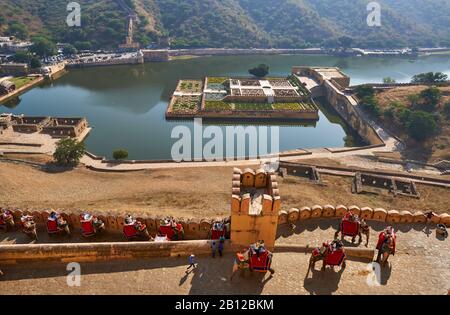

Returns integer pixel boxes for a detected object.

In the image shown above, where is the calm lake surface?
[2,54,450,160]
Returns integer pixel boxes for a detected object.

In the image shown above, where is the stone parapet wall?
[0,207,227,240]
[1,205,447,245]
[278,205,450,227]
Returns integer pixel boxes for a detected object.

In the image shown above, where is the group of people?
[211,236,225,258]
[319,239,344,256]
[250,240,266,259]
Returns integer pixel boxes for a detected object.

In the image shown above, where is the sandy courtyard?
[1,159,449,219]
[1,220,449,295]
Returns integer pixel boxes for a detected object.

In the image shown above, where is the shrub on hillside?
[416,87,441,112]
[360,95,380,117]
[404,111,439,141]
[355,85,375,99]
[444,102,450,120]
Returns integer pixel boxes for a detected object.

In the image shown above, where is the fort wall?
[322,80,384,145]
[291,66,385,146]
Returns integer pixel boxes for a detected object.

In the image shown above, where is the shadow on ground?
[1,253,273,295]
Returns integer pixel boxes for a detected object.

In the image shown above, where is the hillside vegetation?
[373,85,450,162]
[0,0,450,49]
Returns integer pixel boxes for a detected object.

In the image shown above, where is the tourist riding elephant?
[0,209,15,231]
[334,212,370,247]
[307,240,346,276]
[376,227,396,266]
[230,241,274,281]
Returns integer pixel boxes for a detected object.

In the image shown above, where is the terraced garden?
[171,96,201,113]
[204,100,317,112]
[168,76,318,119]
[207,77,228,84]
[234,102,273,110]
[204,92,227,101]
[204,101,233,110]
[272,102,302,110]
[288,75,310,96]
[176,80,203,93]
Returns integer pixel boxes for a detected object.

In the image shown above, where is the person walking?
[423,211,435,236]
[211,241,217,258]
[218,238,224,257]
[187,254,197,271]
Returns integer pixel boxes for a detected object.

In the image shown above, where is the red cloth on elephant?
[324,249,346,266]
[211,225,226,240]
[123,224,138,238]
[159,225,175,239]
[341,220,360,237]
[47,220,59,233]
[81,221,95,236]
[376,232,396,254]
[249,250,271,272]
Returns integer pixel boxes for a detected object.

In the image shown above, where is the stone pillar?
[262,194,273,213]
[240,193,251,214]
[231,195,241,213]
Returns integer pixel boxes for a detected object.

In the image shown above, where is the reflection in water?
[1,96,21,109]
[1,54,449,159]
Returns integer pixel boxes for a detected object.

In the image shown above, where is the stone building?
[42,117,88,138]
[11,116,51,133]
[0,63,29,76]
[0,80,15,95]
[142,49,170,62]
[292,66,350,89]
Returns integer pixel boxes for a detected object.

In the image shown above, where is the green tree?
[355,85,375,98]
[383,77,396,84]
[417,87,441,111]
[404,111,438,141]
[7,22,28,39]
[383,106,395,119]
[53,138,85,165]
[74,41,92,51]
[338,36,353,49]
[12,50,31,63]
[360,95,380,117]
[62,44,78,56]
[29,57,42,69]
[248,64,269,78]
[411,72,448,84]
[113,149,129,160]
[407,94,421,107]
[30,37,57,57]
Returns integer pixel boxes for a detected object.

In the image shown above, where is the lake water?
[2,54,450,160]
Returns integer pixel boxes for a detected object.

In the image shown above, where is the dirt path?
[1,160,449,218]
